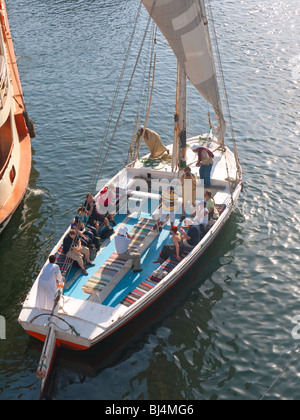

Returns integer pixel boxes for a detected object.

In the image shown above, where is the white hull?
[0,214,11,234]
[19,136,242,351]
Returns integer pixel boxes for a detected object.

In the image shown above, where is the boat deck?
[62,210,183,307]
[60,137,235,309]
[62,204,226,309]
[133,136,237,187]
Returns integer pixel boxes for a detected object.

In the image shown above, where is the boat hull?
[20,179,242,351]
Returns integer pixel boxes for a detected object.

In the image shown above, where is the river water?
[0,0,300,400]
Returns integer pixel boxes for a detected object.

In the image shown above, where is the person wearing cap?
[191,144,214,187]
[180,219,201,249]
[114,227,142,273]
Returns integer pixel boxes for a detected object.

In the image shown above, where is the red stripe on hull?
[26,330,89,351]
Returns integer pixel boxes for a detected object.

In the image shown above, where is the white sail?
[142,0,226,143]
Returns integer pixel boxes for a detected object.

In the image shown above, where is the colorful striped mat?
[120,204,226,307]
[82,218,157,295]
[128,218,157,248]
[82,252,128,294]
[216,204,226,214]
[120,254,182,307]
[55,246,73,277]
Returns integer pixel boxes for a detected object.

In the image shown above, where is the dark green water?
[0,0,300,400]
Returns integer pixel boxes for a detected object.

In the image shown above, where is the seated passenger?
[180,219,200,249]
[204,190,219,223]
[114,227,142,273]
[84,192,111,231]
[63,229,95,275]
[77,206,99,237]
[153,225,184,264]
[204,190,215,218]
[71,216,94,247]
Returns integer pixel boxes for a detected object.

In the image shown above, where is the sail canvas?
[142,0,226,142]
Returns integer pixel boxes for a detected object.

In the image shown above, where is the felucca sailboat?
[19,0,242,396]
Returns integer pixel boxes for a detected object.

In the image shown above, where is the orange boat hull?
[0,0,32,231]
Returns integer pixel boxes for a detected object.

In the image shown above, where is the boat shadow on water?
[34,211,243,399]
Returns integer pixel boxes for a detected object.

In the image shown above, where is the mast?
[178,61,187,168]
[173,61,187,171]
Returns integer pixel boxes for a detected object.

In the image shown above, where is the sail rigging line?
[205,0,242,184]
[95,16,153,184]
[127,23,158,166]
[57,5,148,280]
[87,2,144,194]
[132,45,157,166]
[204,0,242,207]
[172,64,180,172]
[87,10,153,195]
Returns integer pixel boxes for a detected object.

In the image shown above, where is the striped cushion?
[121,254,182,307]
[82,218,157,295]
[216,204,226,214]
[55,246,72,276]
[82,253,128,294]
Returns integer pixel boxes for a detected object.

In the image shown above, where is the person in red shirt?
[191,144,214,187]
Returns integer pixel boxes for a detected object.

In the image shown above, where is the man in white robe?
[35,255,62,310]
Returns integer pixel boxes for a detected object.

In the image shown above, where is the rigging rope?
[88,6,152,194]
[205,0,243,207]
[205,0,243,185]
[132,50,157,165]
[58,4,147,278]
[58,5,155,279]
[126,23,157,166]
